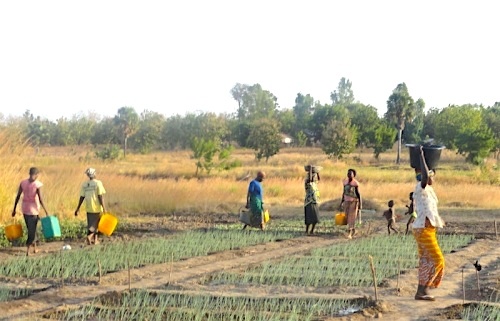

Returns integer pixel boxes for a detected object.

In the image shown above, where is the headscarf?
[85,168,96,178]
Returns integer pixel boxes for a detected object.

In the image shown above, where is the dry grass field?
[0,128,499,321]
[1,128,499,224]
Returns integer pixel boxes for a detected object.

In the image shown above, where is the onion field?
[0,228,299,281]
[204,234,474,288]
[45,289,370,321]
[0,286,33,302]
[461,302,500,321]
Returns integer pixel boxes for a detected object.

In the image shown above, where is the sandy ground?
[0,207,498,320]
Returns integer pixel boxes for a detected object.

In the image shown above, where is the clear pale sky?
[0,1,498,121]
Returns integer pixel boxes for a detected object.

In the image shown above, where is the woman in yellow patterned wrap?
[413,146,445,301]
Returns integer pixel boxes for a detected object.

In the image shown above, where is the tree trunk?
[123,135,128,158]
[396,129,402,164]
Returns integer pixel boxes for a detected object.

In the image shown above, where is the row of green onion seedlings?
[0,228,298,280]
[461,302,500,321]
[206,234,474,288]
[0,286,33,302]
[50,289,369,321]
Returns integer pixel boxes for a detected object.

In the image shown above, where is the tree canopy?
[3,79,498,167]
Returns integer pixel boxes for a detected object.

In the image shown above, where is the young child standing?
[383,200,399,235]
[405,192,417,235]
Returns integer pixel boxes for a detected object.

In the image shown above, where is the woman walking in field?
[242,171,266,231]
[12,167,49,256]
[339,168,362,239]
[413,146,445,301]
[304,165,321,235]
[75,168,107,245]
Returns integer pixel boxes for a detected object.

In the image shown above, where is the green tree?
[231,83,248,119]
[433,104,495,164]
[370,121,397,159]
[190,137,234,176]
[321,119,358,159]
[69,112,99,145]
[247,118,281,162]
[403,98,425,143]
[347,103,379,148]
[51,117,73,146]
[331,77,355,106]
[95,144,122,161]
[130,110,165,154]
[310,104,350,143]
[232,83,278,122]
[161,114,189,150]
[22,111,53,146]
[191,137,219,176]
[296,130,308,147]
[277,108,294,137]
[192,112,230,143]
[292,93,315,139]
[114,107,139,157]
[231,83,279,147]
[385,83,415,164]
[92,117,121,145]
[422,107,440,140]
[483,103,500,159]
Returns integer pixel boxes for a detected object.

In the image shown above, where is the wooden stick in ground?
[495,220,498,240]
[368,255,378,301]
[98,259,102,284]
[128,259,131,292]
[168,252,174,286]
[462,268,465,304]
[60,250,64,288]
[476,270,481,295]
[396,259,401,296]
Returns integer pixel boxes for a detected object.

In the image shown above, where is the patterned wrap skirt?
[344,200,358,229]
[413,220,445,288]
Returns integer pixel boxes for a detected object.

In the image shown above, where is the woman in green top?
[304,165,321,235]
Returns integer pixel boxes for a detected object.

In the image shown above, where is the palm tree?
[385,83,415,164]
[114,107,139,158]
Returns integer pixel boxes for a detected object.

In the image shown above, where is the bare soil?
[0,206,498,321]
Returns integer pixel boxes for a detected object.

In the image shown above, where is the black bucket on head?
[406,144,446,170]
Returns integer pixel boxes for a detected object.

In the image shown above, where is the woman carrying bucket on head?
[12,167,49,256]
[75,168,106,245]
[304,165,321,235]
[412,145,445,301]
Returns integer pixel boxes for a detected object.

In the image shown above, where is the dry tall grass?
[0,134,499,225]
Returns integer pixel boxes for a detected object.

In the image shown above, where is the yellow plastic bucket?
[5,223,23,241]
[334,213,347,226]
[97,213,118,236]
[264,210,270,223]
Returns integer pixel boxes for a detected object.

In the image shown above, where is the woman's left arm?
[36,188,49,216]
[355,185,362,210]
